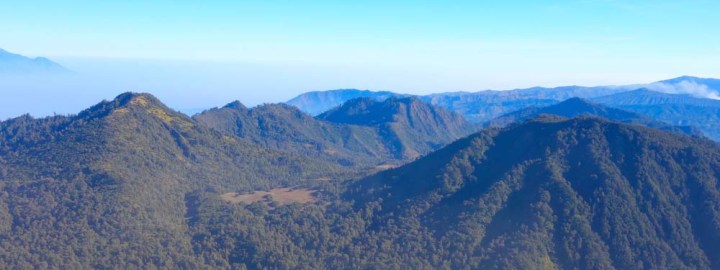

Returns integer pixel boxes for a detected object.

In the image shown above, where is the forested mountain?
[0,48,68,74]
[194,101,393,167]
[286,89,403,116]
[3,91,720,269]
[594,89,720,140]
[318,97,478,159]
[0,92,347,268]
[195,97,476,166]
[488,97,702,136]
[185,116,720,269]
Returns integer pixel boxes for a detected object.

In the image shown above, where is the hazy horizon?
[2,0,719,119]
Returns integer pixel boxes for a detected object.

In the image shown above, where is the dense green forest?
[318,96,477,159]
[0,93,351,268]
[184,116,720,269]
[193,98,475,167]
[1,93,720,269]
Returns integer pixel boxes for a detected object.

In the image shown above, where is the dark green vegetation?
[2,92,720,269]
[594,89,720,141]
[185,116,720,269]
[194,101,390,167]
[488,97,702,136]
[194,97,476,165]
[0,93,349,268]
[318,96,478,159]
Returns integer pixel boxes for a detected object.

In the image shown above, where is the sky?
[1,0,719,118]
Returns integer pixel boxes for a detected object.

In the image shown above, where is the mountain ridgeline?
[195,96,477,166]
[193,101,391,167]
[286,89,403,116]
[286,77,720,141]
[488,97,702,136]
[318,96,478,159]
[593,89,720,141]
[1,90,720,269]
[0,48,68,75]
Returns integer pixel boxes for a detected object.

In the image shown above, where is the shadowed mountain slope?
[194,101,392,167]
[342,116,720,269]
[318,97,478,159]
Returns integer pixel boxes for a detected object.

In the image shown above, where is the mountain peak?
[76,92,192,128]
[112,92,165,108]
[0,48,69,74]
[660,75,707,83]
[222,100,248,111]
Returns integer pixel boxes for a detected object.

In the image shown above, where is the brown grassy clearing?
[221,188,317,205]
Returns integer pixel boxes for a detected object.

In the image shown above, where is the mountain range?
[193,96,476,166]
[287,76,720,141]
[2,82,720,268]
[487,97,702,136]
[317,97,477,159]
[0,48,68,75]
[591,89,720,141]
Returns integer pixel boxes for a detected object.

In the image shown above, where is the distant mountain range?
[286,76,720,141]
[592,89,720,141]
[0,48,68,74]
[487,97,702,137]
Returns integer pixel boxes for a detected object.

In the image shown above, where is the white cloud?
[646,80,720,100]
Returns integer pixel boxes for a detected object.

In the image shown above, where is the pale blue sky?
[1,0,719,118]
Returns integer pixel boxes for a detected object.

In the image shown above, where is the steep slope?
[286,89,403,116]
[488,97,702,136]
[594,89,720,140]
[344,116,720,269]
[0,92,344,269]
[0,48,68,74]
[186,116,720,269]
[194,101,392,167]
[318,97,478,159]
